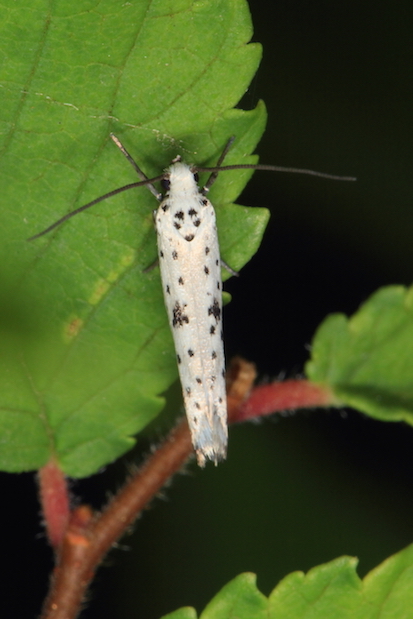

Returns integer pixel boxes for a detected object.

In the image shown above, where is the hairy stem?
[40,358,334,619]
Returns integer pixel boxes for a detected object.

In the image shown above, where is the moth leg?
[143,258,159,273]
[221,258,239,277]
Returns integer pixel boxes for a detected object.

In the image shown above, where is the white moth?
[155,160,227,466]
[28,135,355,466]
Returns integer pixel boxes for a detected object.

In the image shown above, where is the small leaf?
[0,0,269,476]
[164,544,413,618]
[306,285,413,425]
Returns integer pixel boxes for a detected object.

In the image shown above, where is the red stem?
[40,420,193,619]
[235,379,335,422]
[39,359,334,619]
[38,459,70,549]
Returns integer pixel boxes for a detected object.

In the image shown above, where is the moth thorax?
[167,162,200,197]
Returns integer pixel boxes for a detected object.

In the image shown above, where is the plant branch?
[39,358,333,619]
[40,420,193,619]
[236,379,335,421]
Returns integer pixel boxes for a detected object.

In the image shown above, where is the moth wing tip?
[195,444,227,467]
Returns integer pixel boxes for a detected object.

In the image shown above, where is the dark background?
[6,1,413,617]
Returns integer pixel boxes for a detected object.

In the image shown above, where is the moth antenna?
[197,162,356,182]
[110,134,162,200]
[27,175,164,241]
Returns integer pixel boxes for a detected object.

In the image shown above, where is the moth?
[28,135,354,466]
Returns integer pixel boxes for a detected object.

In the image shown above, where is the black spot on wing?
[188,208,201,227]
[175,210,184,220]
[187,349,194,357]
[204,266,209,275]
[178,277,184,285]
[196,377,202,384]
[177,354,181,364]
[211,351,217,359]
[205,246,210,255]
[174,222,181,230]
[210,325,216,335]
[172,250,178,260]
[172,302,189,327]
[185,234,194,242]
[208,298,221,322]
[162,203,170,212]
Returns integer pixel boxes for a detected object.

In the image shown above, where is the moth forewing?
[155,162,227,466]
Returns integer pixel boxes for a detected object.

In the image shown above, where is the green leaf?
[268,557,362,618]
[163,544,413,618]
[306,285,413,425]
[0,0,269,477]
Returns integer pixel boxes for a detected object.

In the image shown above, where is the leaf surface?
[0,0,269,476]
[306,286,413,425]
[163,544,413,619]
